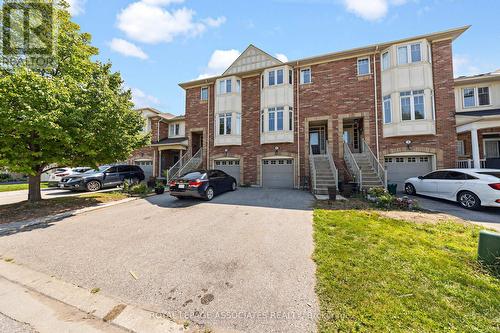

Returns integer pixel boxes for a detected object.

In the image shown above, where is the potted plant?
[154,180,165,195]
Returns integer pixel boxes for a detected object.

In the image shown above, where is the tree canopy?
[0,1,148,201]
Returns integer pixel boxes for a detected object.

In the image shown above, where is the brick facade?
[457,127,500,159]
[184,38,461,187]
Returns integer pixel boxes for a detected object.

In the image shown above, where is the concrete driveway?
[0,188,318,333]
[405,193,500,231]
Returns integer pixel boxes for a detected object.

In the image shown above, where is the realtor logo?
[1,0,56,68]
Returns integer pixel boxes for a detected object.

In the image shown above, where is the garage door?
[385,156,433,191]
[214,159,240,185]
[134,160,153,180]
[262,159,294,188]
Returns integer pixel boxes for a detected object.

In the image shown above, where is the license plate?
[178,184,185,189]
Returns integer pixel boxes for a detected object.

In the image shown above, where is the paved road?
[405,193,500,231]
[0,188,318,333]
[0,188,119,206]
[0,313,37,333]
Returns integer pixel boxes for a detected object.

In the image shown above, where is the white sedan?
[404,169,500,210]
[47,167,92,187]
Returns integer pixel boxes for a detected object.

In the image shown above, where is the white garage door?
[385,156,433,191]
[214,159,240,185]
[134,160,153,180]
[262,159,294,188]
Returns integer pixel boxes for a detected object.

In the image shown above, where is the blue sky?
[67,0,500,115]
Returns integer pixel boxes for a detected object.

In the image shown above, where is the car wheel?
[404,183,416,195]
[86,180,101,192]
[205,187,215,201]
[231,181,237,191]
[458,191,481,210]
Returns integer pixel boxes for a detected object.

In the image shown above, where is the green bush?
[129,183,150,196]
[0,173,11,181]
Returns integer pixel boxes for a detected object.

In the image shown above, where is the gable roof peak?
[222,44,283,76]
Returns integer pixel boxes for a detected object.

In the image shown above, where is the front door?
[343,122,361,153]
[309,127,326,155]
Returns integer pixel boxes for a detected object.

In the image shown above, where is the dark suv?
[59,165,145,192]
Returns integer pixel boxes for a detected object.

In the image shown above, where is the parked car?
[59,165,145,192]
[404,169,500,210]
[169,170,237,201]
[47,167,92,187]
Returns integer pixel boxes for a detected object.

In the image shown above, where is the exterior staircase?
[352,153,384,189]
[166,149,203,182]
[312,155,337,195]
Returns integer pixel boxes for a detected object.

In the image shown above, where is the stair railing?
[176,148,203,179]
[309,145,317,194]
[325,140,338,190]
[361,139,387,188]
[343,140,362,188]
[165,150,191,183]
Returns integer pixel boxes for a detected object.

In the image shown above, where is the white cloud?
[197,49,241,79]
[131,88,161,108]
[66,0,86,16]
[453,54,481,77]
[116,1,225,44]
[110,38,148,60]
[275,53,288,63]
[342,0,407,21]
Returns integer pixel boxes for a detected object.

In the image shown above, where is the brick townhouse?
[173,26,469,193]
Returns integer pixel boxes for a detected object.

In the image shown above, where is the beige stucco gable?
[223,45,283,76]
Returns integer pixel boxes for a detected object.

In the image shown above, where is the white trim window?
[268,68,284,86]
[236,79,241,93]
[218,113,232,135]
[261,110,264,133]
[218,79,232,94]
[357,57,370,76]
[463,87,490,108]
[169,123,180,136]
[235,113,241,135]
[382,51,390,71]
[397,43,422,65]
[288,107,293,131]
[267,107,285,131]
[400,90,425,121]
[457,140,465,156]
[383,95,392,124]
[200,86,208,101]
[300,68,311,84]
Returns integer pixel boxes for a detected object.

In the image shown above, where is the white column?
[159,150,162,177]
[471,128,481,169]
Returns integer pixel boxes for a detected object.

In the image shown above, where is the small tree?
[0,1,148,202]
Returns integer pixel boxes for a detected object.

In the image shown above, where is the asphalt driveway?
[405,193,500,231]
[0,188,318,333]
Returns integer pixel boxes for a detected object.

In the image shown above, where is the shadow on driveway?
[145,187,314,211]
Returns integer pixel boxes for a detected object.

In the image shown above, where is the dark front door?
[192,132,203,154]
[309,127,326,155]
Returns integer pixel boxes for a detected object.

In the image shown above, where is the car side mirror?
[418,176,424,180]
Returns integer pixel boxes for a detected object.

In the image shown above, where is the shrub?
[0,173,11,182]
[365,187,418,210]
[128,183,150,196]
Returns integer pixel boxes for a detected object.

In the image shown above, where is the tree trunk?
[28,173,42,203]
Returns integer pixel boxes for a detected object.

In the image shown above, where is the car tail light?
[169,181,176,186]
[188,180,203,188]
[488,183,500,190]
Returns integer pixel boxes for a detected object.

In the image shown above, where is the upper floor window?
[289,70,293,84]
[236,113,241,135]
[169,123,180,136]
[288,107,293,131]
[200,87,208,101]
[400,90,425,121]
[357,57,370,76]
[218,79,234,94]
[268,69,284,86]
[267,107,285,131]
[218,113,232,135]
[383,95,392,124]
[300,68,311,84]
[382,52,390,71]
[397,43,422,65]
[463,87,490,108]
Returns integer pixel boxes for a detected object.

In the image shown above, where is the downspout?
[373,46,380,160]
[206,84,210,168]
[296,61,300,189]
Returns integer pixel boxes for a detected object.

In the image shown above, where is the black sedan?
[169,170,237,200]
[59,165,145,192]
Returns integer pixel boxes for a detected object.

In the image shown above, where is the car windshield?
[477,172,500,178]
[180,171,206,180]
[84,166,108,174]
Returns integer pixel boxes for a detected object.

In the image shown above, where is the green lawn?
[0,183,48,192]
[313,210,500,332]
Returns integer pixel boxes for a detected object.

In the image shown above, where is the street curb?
[0,197,141,236]
[0,261,186,333]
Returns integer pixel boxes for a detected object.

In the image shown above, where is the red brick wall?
[184,40,458,185]
[459,127,500,159]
